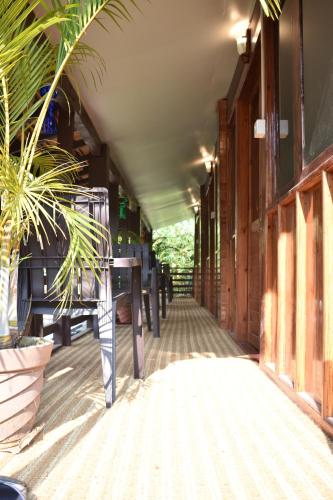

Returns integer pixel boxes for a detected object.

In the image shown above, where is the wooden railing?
[170,268,194,297]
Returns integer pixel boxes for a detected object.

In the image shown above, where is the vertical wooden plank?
[260,13,279,364]
[31,314,43,338]
[276,202,296,380]
[218,99,231,329]
[322,171,333,417]
[131,265,144,379]
[262,14,279,207]
[200,185,208,307]
[109,181,120,239]
[193,215,200,303]
[277,205,288,374]
[160,273,167,319]
[55,315,71,347]
[295,191,308,392]
[143,293,152,331]
[235,99,249,341]
[292,0,303,179]
[209,177,216,315]
[262,214,278,365]
[151,267,160,338]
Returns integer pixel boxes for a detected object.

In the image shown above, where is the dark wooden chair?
[18,188,144,408]
[112,243,161,337]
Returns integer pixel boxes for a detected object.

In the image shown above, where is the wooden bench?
[18,188,144,408]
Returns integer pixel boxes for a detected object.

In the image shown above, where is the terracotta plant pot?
[0,337,53,452]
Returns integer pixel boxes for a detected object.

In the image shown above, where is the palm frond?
[0,0,139,320]
[259,0,281,19]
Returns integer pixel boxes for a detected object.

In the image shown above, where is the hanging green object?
[119,196,128,220]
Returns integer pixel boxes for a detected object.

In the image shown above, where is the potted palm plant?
[0,0,136,452]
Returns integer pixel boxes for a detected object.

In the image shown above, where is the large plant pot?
[0,337,53,452]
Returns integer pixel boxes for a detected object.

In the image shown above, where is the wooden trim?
[295,191,308,391]
[322,171,333,417]
[300,145,333,185]
[266,149,333,215]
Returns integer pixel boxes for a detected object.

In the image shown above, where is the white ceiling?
[71,0,254,228]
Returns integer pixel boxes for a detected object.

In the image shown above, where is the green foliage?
[153,219,194,269]
[0,0,138,345]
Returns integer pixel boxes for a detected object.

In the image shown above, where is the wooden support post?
[161,273,167,319]
[260,15,279,365]
[208,178,216,315]
[98,268,114,408]
[143,293,152,331]
[92,315,99,339]
[218,99,231,330]
[322,172,333,417]
[200,185,208,307]
[151,267,160,338]
[295,191,308,392]
[111,301,117,403]
[131,266,144,379]
[235,99,249,341]
[55,315,71,346]
[32,314,43,337]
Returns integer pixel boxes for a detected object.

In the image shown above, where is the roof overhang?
[70,0,255,228]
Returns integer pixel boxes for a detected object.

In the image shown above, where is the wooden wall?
[195,0,333,432]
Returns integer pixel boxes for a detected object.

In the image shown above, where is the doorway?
[234,43,262,351]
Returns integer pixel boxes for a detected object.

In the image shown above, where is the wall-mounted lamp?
[194,205,199,215]
[203,155,214,174]
[254,119,289,139]
[236,28,251,63]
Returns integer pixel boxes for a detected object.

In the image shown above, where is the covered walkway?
[1,299,333,499]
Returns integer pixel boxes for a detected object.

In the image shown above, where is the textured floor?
[1,299,333,500]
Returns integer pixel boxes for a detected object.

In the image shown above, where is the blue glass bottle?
[40,85,58,136]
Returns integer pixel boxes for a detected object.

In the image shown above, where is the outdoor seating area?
[1,299,333,499]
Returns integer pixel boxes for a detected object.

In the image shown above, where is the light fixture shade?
[236,36,247,55]
[205,160,212,173]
